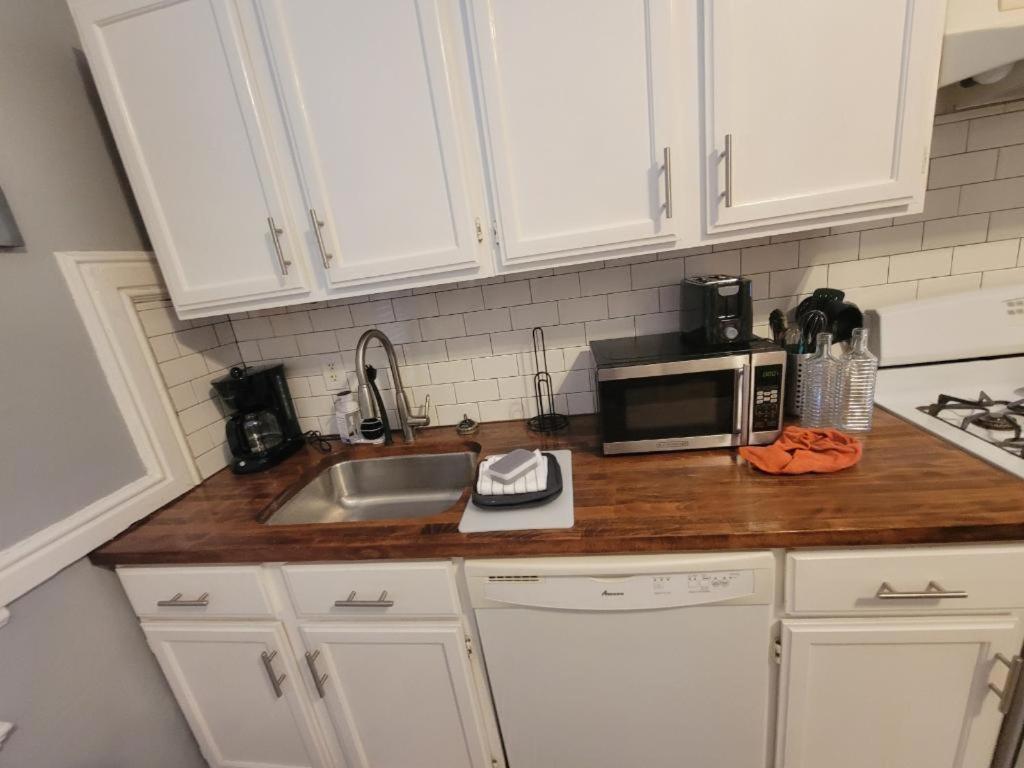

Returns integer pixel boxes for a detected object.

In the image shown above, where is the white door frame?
[0,252,197,608]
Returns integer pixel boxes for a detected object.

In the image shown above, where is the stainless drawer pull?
[875,581,968,600]
[157,592,209,607]
[334,590,394,608]
[260,650,286,698]
[305,650,328,698]
[990,653,1024,713]
[309,207,332,269]
[662,147,673,219]
[723,133,734,208]
[267,216,291,275]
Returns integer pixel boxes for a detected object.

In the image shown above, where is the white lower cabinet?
[126,547,1024,768]
[300,622,492,768]
[127,563,501,768]
[142,621,331,768]
[775,616,1021,768]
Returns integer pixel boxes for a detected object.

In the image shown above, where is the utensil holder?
[785,352,813,417]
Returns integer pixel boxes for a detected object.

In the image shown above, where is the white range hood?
[941,0,1024,86]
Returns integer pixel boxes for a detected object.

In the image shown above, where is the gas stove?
[919,389,1024,457]
[870,286,1024,480]
[876,355,1024,478]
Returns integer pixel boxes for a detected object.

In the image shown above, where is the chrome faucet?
[354,329,430,443]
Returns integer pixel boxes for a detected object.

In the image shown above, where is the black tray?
[471,452,563,509]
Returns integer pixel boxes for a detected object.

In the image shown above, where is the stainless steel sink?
[263,452,477,525]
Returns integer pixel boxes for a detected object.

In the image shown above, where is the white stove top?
[875,355,1024,479]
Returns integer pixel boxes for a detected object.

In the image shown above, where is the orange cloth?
[738,426,862,475]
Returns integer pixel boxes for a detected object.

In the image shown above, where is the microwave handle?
[733,366,747,434]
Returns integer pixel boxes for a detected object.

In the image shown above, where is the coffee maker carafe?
[212,364,304,474]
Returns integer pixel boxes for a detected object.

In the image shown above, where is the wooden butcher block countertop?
[90,410,1024,566]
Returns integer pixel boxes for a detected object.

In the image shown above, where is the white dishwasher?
[466,552,776,768]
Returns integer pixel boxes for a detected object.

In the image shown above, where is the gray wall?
[0,561,204,767]
[0,1,204,765]
[0,0,145,546]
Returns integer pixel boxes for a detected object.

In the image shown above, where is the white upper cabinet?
[776,616,1020,768]
[701,0,947,234]
[71,0,312,314]
[468,0,681,266]
[71,0,950,314]
[255,0,491,291]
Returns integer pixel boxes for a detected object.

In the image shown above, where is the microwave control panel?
[751,364,783,431]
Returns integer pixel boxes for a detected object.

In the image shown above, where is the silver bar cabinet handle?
[267,217,290,275]
[260,650,286,698]
[662,147,673,219]
[990,653,1024,714]
[304,650,328,698]
[309,208,332,270]
[157,592,209,607]
[723,133,733,208]
[875,581,969,600]
[334,590,394,608]
[733,367,746,434]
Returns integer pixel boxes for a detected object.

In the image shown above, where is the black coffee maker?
[212,365,304,474]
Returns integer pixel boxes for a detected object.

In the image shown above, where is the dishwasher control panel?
[658,571,753,599]
[483,569,758,611]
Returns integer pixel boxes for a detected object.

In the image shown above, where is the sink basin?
[263,452,477,525]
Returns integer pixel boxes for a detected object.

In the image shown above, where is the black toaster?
[679,274,753,348]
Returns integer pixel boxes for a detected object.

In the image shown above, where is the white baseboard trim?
[0,252,196,606]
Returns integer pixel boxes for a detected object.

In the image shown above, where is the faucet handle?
[409,394,431,427]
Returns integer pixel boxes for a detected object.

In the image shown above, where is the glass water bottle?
[799,332,840,428]
[836,327,878,432]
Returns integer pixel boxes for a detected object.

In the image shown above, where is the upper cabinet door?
[71,0,311,315]
[470,0,679,267]
[255,0,490,291]
[703,0,946,233]
[776,617,1020,768]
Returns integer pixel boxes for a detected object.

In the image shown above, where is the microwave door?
[598,357,748,454]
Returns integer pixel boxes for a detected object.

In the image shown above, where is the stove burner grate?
[918,391,1024,455]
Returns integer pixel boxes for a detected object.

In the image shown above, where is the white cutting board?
[458,450,573,533]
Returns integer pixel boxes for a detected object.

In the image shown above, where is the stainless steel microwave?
[590,333,786,455]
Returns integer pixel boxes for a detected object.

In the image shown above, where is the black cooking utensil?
[768,309,787,346]
[822,298,863,344]
[800,309,828,353]
[795,287,846,321]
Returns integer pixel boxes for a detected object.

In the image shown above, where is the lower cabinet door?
[301,621,492,768]
[142,621,331,768]
[776,616,1022,768]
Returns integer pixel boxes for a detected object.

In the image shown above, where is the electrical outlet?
[321,354,344,389]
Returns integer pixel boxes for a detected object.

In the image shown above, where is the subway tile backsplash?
[147,99,1024,442]
[139,299,239,478]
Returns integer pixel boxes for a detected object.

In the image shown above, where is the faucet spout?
[354,329,430,442]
